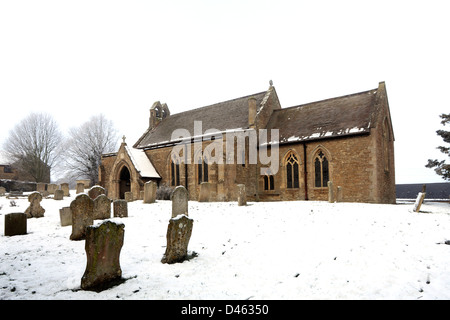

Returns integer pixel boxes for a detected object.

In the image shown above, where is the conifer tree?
[426,113,450,181]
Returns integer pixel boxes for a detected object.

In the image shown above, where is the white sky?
[0,0,449,184]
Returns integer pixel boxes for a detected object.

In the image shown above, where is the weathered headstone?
[4,212,27,236]
[61,183,70,197]
[113,199,128,218]
[198,182,213,202]
[54,189,64,200]
[171,186,188,218]
[161,214,194,264]
[88,185,106,200]
[124,191,133,202]
[0,187,6,196]
[59,207,72,226]
[139,190,144,200]
[47,184,58,195]
[70,194,94,241]
[25,191,45,218]
[76,183,85,194]
[144,181,157,204]
[328,181,334,203]
[81,220,125,291]
[36,182,46,194]
[336,186,343,203]
[237,184,246,206]
[93,194,111,220]
[413,192,426,212]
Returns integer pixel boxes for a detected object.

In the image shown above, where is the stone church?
[99,81,395,204]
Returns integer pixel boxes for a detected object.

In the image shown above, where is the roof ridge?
[276,87,378,112]
[169,90,267,116]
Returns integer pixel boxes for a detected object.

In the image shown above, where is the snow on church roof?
[125,145,160,179]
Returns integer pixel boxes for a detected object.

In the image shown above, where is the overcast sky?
[0,0,449,184]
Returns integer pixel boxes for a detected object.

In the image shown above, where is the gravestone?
[0,187,6,196]
[113,200,128,218]
[161,214,194,264]
[59,207,72,226]
[144,181,157,204]
[4,213,27,236]
[70,194,94,241]
[336,186,343,203]
[237,184,246,206]
[171,186,188,218]
[198,182,213,202]
[61,183,70,197]
[81,220,125,291]
[88,185,106,200]
[47,184,58,195]
[124,191,133,202]
[139,190,144,200]
[328,181,334,203]
[25,191,45,218]
[36,182,46,194]
[54,189,64,200]
[76,183,85,194]
[93,194,111,220]
[413,193,426,212]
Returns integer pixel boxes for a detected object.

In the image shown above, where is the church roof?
[134,83,386,149]
[265,88,379,145]
[125,146,160,178]
[134,91,268,149]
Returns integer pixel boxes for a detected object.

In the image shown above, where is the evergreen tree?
[426,113,450,181]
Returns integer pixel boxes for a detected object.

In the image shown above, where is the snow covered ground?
[1,191,450,300]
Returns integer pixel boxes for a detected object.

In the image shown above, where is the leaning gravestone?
[81,220,125,291]
[70,194,94,241]
[54,189,64,200]
[25,191,45,218]
[59,207,72,226]
[171,186,188,218]
[237,184,246,206]
[413,192,426,212]
[161,214,194,264]
[4,213,27,236]
[88,185,106,200]
[144,181,157,204]
[93,194,111,220]
[113,200,128,218]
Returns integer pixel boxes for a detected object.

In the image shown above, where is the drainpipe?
[303,143,308,200]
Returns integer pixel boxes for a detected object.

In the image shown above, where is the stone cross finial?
[122,135,126,143]
[269,80,273,86]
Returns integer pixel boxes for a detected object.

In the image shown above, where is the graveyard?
[1,189,450,300]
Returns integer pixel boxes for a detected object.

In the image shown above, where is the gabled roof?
[125,146,160,178]
[265,88,379,144]
[134,91,268,149]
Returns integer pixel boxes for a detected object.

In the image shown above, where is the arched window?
[285,152,299,189]
[264,175,274,191]
[314,150,329,188]
[197,155,208,184]
[171,158,180,186]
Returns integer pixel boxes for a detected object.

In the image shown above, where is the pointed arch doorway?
[119,165,131,199]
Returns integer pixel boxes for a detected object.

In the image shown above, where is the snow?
[125,146,160,179]
[1,192,450,300]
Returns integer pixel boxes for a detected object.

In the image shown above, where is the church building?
[99,81,395,204]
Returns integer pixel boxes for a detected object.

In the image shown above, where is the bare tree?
[62,114,119,185]
[3,113,62,182]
